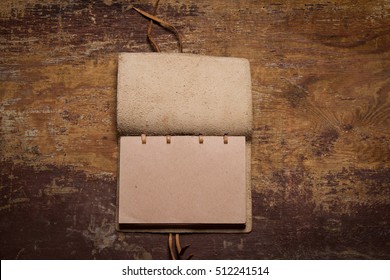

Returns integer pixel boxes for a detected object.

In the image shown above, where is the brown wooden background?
[1,0,389,259]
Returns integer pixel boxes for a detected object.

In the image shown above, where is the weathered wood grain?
[1,0,389,259]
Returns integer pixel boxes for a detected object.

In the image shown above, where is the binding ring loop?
[141,134,147,144]
[223,134,228,144]
[198,135,204,144]
[166,135,171,144]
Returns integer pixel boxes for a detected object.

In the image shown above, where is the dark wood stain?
[1,0,389,259]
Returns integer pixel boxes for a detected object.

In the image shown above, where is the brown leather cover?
[117,53,253,137]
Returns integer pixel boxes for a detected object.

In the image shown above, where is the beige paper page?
[118,136,247,228]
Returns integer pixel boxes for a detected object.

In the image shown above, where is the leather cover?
[117,53,252,137]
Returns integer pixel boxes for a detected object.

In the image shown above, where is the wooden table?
[1,0,389,259]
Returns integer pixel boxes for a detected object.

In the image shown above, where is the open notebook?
[116,53,252,233]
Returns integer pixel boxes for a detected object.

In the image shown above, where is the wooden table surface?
[1,0,389,259]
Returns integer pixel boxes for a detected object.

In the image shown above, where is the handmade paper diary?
[116,53,252,233]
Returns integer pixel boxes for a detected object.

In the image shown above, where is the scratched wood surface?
[1,0,389,259]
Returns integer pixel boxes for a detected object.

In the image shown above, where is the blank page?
[118,136,246,228]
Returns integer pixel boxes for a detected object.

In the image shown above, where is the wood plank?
[1,0,389,259]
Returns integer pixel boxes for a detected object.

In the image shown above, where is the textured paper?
[118,136,247,228]
[117,53,253,137]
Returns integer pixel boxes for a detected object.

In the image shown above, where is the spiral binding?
[139,134,229,144]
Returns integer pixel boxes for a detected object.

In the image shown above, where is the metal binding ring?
[224,134,228,144]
